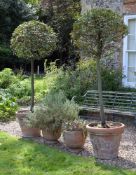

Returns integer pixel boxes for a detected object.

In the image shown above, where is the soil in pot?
[16,109,41,138]
[42,128,61,142]
[63,130,86,149]
[86,122,125,160]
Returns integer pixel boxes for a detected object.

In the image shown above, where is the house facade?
[81,0,136,88]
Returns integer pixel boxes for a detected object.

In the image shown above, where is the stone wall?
[81,0,123,14]
[81,0,136,16]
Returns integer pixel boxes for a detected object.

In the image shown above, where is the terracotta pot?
[42,128,61,141]
[16,109,30,127]
[16,109,41,138]
[63,130,86,149]
[86,122,125,160]
[20,127,41,138]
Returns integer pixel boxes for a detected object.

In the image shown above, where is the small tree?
[11,20,57,112]
[71,8,127,127]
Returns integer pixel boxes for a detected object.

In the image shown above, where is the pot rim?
[64,129,84,133]
[86,122,125,135]
[16,109,30,114]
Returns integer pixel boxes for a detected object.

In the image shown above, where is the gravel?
[0,120,136,170]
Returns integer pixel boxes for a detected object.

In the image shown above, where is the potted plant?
[25,91,67,142]
[63,119,87,149]
[71,8,127,159]
[61,99,87,149]
[10,20,57,137]
[16,109,41,137]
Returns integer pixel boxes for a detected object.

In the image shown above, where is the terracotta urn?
[63,130,86,149]
[86,122,125,160]
[42,128,61,142]
[16,109,41,138]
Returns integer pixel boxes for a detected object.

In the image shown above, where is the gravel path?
[0,120,136,170]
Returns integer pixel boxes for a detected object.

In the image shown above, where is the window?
[123,15,136,87]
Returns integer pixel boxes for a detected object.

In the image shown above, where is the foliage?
[44,60,124,100]
[0,0,37,43]
[71,8,127,59]
[11,20,57,60]
[71,8,127,126]
[11,20,57,111]
[45,59,96,100]
[0,68,31,105]
[0,68,18,89]
[0,90,18,121]
[0,44,12,57]
[8,79,31,100]
[39,0,81,64]
[0,132,135,175]
[0,0,38,69]
[102,67,123,91]
[25,91,67,130]
[0,0,80,68]
[25,91,79,131]
[61,98,79,121]
[0,60,123,107]
[0,68,31,106]
[0,43,27,70]
[64,119,87,138]
[8,75,45,105]
[16,96,31,106]
[24,0,40,5]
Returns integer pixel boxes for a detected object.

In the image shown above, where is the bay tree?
[71,8,127,127]
[11,20,57,112]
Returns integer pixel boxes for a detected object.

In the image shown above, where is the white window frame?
[123,15,136,88]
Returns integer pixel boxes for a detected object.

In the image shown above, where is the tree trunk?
[96,58,106,126]
[30,58,34,112]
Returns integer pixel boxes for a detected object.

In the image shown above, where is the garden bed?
[0,120,136,170]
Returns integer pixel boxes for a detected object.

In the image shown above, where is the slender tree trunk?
[30,58,34,112]
[96,58,106,126]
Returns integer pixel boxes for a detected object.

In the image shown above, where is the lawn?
[0,132,135,175]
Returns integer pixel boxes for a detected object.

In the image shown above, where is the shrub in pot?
[63,119,87,149]
[10,20,57,136]
[61,99,87,149]
[25,91,67,142]
[72,8,127,159]
[16,108,41,138]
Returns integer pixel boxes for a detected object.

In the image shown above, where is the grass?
[0,132,135,175]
